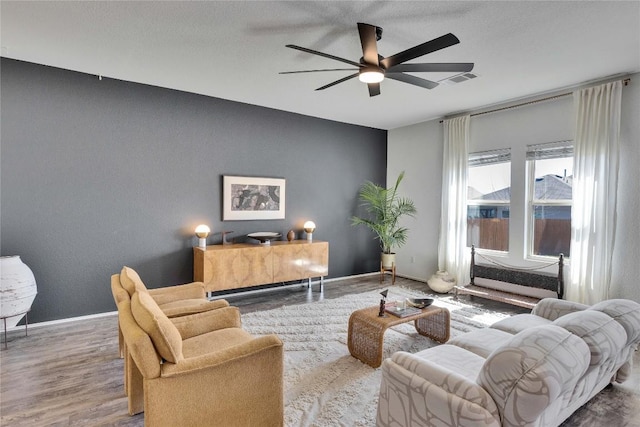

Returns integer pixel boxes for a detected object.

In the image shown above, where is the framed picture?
[223,175,286,220]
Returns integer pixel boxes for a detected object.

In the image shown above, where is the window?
[526,141,573,258]
[467,149,511,251]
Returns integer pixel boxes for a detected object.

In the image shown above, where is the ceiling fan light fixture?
[358,67,384,83]
[283,24,471,97]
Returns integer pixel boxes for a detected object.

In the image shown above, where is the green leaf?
[350,171,417,253]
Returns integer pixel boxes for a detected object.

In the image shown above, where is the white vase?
[427,270,456,293]
[1,256,38,328]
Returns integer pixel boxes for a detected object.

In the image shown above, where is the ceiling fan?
[281,22,474,97]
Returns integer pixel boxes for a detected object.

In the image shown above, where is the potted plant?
[351,171,417,269]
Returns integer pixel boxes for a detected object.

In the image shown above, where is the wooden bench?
[454,246,564,309]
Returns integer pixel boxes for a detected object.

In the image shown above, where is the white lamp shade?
[303,221,316,232]
[195,224,210,238]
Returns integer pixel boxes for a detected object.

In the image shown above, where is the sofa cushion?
[131,291,183,363]
[159,299,226,318]
[478,325,590,426]
[387,348,500,425]
[532,298,589,321]
[120,266,148,296]
[449,328,515,359]
[588,299,640,346]
[403,345,486,382]
[491,313,552,335]
[182,327,254,358]
[553,310,627,366]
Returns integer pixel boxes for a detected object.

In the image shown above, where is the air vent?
[439,73,478,85]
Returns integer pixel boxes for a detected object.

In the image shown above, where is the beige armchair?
[114,266,229,357]
[119,266,228,316]
[111,267,230,413]
[117,288,283,426]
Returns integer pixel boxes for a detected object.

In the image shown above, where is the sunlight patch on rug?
[242,287,510,427]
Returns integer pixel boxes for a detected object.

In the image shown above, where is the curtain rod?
[440,77,631,123]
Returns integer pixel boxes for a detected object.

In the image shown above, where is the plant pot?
[1,256,37,328]
[381,253,396,269]
[427,270,456,293]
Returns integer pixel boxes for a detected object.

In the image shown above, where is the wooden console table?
[193,240,328,292]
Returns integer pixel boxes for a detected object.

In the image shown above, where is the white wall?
[389,73,639,303]
[611,74,640,302]
[470,96,573,266]
[387,120,443,282]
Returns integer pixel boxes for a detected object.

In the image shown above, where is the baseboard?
[7,272,382,331]
[208,272,379,300]
[327,271,379,281]
[6,310,117,332]
[396,273,428,283]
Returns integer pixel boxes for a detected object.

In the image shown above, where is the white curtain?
[568,81,622,304]
[438,115,471,286]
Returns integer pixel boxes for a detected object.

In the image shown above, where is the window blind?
[526,140,573,160]
[468,148,511,167]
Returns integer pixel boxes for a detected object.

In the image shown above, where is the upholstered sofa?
[377,298,640,427]
[113,271,284,426]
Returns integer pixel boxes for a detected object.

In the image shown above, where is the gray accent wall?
[1,58,387,323]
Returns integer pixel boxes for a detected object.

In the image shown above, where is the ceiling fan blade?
[368,82,381,97]
[279,68,358,74]
[385,73,439,90]
[357,23,379,65]
[387,62,474,73]
[380,33,460,69]
[316,73,359,91]
[286,44,362,68]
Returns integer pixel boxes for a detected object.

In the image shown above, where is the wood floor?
[1,275,638,426]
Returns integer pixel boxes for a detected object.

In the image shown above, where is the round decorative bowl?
[247,232,282,245]
[406,298,434,309]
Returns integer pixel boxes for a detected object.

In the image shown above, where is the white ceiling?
[1,1,639,130]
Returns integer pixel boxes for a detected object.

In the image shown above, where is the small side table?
[380,262,396,285]
[1,311,29,350]
[348,305,450,368]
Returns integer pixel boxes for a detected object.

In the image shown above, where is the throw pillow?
[131,291,183,363]
[120,266,148,296]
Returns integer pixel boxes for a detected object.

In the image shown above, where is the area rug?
[242,287,510,427]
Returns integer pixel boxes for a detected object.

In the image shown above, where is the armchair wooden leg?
[118,323,124,358]
[127,353,144,415]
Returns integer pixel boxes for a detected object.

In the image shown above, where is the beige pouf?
[427,270,456,293]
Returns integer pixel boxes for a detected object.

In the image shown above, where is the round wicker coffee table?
[347,305,450,368]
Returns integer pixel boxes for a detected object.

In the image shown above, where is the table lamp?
[195,224,210,249]
[303,221,316,242]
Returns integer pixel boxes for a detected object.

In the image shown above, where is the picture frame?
[223,175,286,220]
